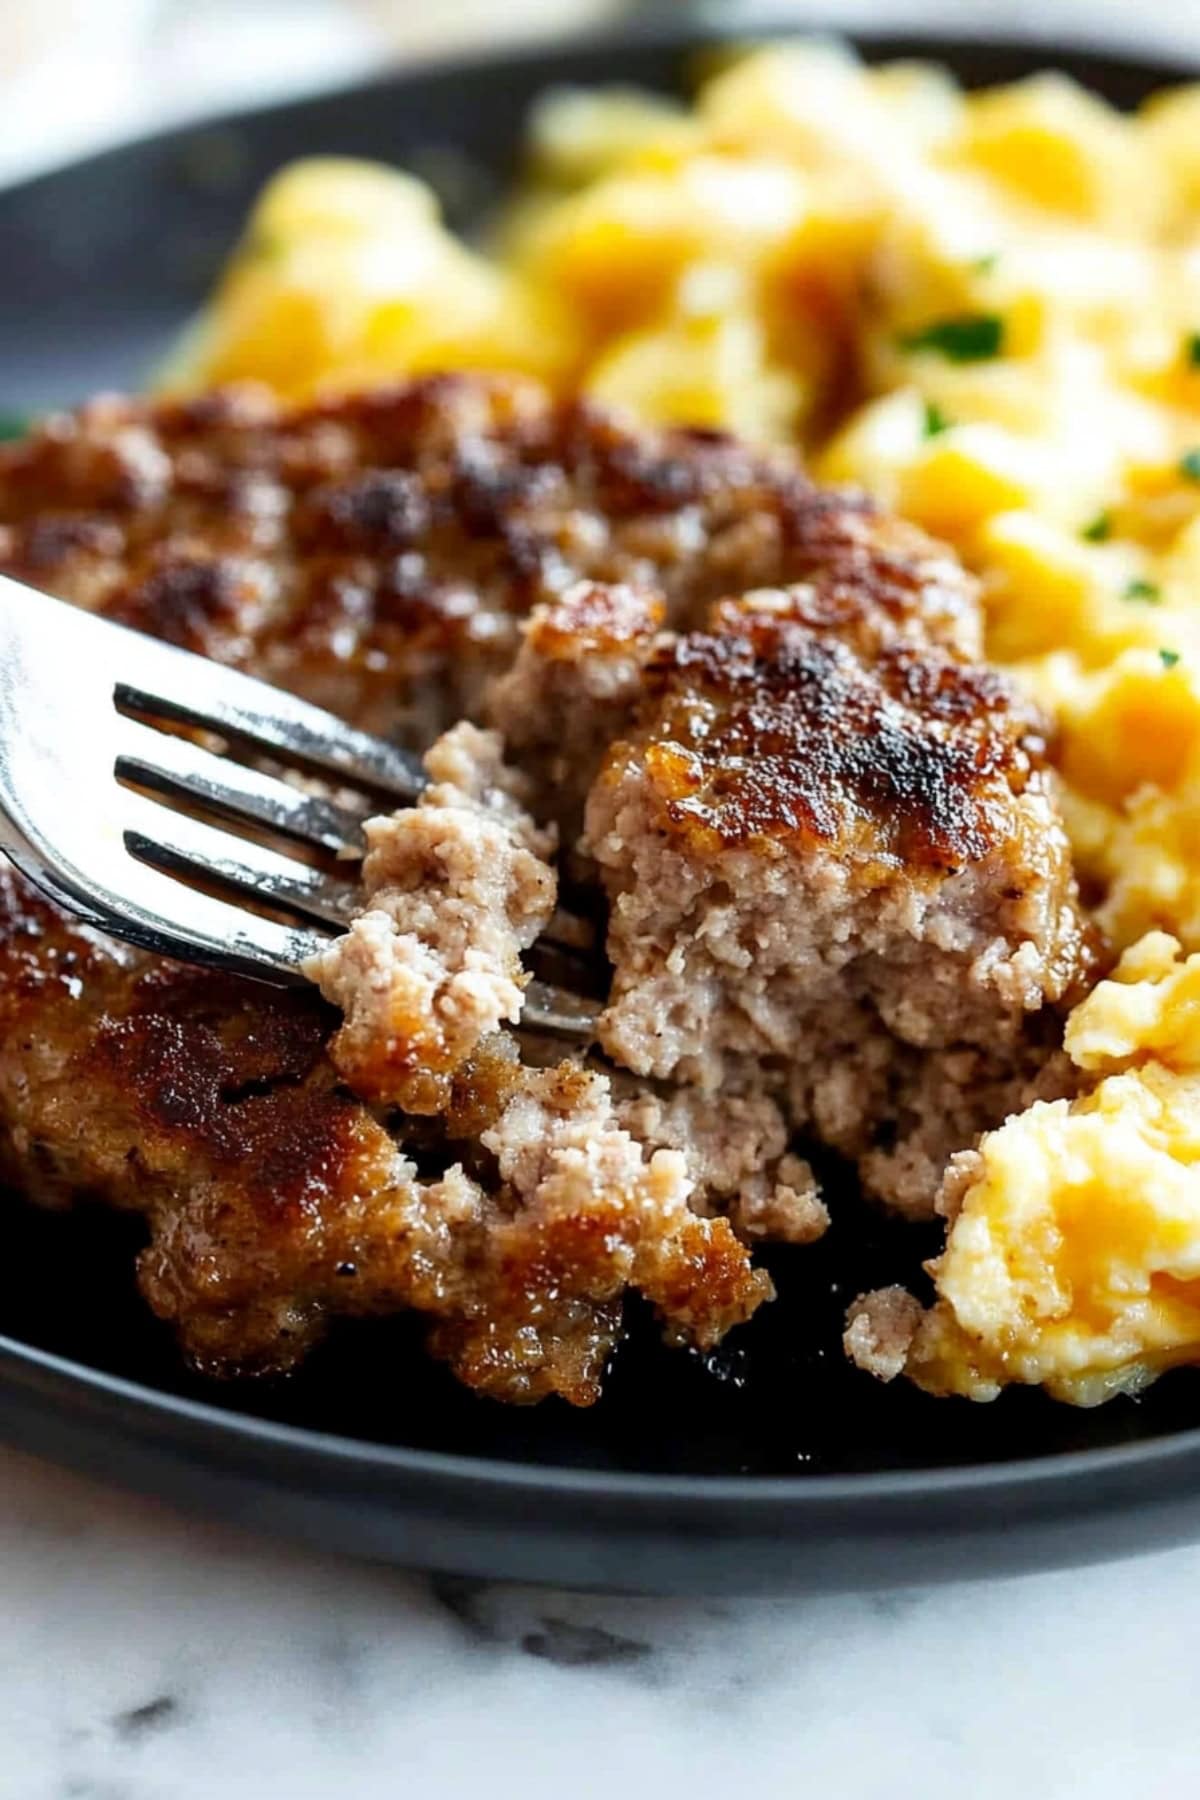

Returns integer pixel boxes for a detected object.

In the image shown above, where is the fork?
[0,575,599,1038]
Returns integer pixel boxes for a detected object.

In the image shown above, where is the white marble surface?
[6,4,1200,1796]
[4,1443,1200,1800]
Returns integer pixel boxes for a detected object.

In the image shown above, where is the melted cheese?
[910,936,1200,1404]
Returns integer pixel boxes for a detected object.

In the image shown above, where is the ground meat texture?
[843,1287,924,1383]
[0,867,767,1401]
[485,579,665,835]
[585,585,1095,1214]
[614,1085,827,1245]
[0,377,964,744]
[308,723,556,1114]
[795,1027,1079,1220]
[2,377,857,1400]
[0,371,1095,1387]
[731,1155,829,1246]
[443,1061,774,1390]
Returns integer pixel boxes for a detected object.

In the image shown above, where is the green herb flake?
[1082,510,1112,542]
[1160,647,1182,668]
[237,228,285,268]
[0,413,29,443]
[899,313,1005,363]
[1187,333,1200,369]
[969,252,999,275]
[1181,449,1200,483]
[922,400,952,438]
[1124,579,1162,604]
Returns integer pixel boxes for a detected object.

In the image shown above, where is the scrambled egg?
[909,935,1200,1405]
[161,158,585,395]
[168,43,1200,1407]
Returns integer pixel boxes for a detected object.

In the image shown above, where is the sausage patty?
[0,374,1094,1395]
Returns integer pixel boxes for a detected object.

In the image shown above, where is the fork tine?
[114,666,427,804]
[114,719,370,857]
[118,796,598,1035]
[0,579,598,1035]
[118,796,600,1036]
[120,792,358,930]
[0,824,329,982]
[521,980,601,1037]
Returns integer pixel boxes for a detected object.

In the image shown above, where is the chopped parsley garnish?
[0,413,29,442]
[1160,647,1181,668]
[969,252,999,275]
[1124,578,1162,604]
[1082,510,1112,542]
[238,228,284,267]
[922,400,952,438]
[1181,448,1200,482]
[1187,333,1200,369]
[899,313,1005,363]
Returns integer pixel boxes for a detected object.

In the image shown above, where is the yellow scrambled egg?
[168,43,1200,1406]
[909,935,1200,1404]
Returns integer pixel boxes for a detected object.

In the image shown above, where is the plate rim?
[2,19,1200,1525]
[8,1325,1200,1507]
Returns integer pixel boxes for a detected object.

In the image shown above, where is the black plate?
[1,23,1199,1594]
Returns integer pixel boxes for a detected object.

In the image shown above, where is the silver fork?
[0,575,599,1038]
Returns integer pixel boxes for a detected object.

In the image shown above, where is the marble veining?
[2,1445,1200,1800]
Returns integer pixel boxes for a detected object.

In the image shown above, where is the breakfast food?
[152,39,1200,1414]
[10,38,1200,1415]
[586,588,1093,1216]
[850,934,1200,1405]
[0,375,968,734]
[0,863,771,1402]
[168,40,1200,969]
[0,365,1095,1402]
[308,722,558,1114]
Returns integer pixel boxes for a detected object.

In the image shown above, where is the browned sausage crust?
[586,587,1094,1214]
[0,373,1093,1395]
[0,375,978,738]
[0,865,769,1402]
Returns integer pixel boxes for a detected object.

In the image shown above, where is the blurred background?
[2,0,1197,188]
